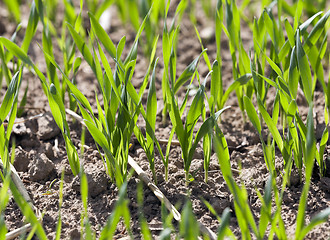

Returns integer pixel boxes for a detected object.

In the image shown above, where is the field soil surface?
[1,1,330,239]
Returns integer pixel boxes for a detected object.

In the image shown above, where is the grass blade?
[243,96,261,135]
[295,106,316,239]
[173,50,206,94]
[257,97,284,152]
[296,30,313,104]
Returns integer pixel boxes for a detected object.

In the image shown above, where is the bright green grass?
[0,0,330,239]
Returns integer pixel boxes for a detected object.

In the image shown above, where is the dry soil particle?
[71,161,109,198]
[13,146,30,172]
[37,112,61,140]
[28,153,55,182]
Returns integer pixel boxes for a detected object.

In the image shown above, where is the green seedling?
[214,125,260,239]
[42,178,58,196]
[0,37,81,176]
[99,181,132,239]
[3,0,21,23]
[0,170,11,237]
[86,0,114,20]
[294,106,330,240]
[166,69,230,183]
[0,68,42,240]
[55,170,65,240]
[68,10,166,185]
[0,69,22,168]
[249,8,330,180]
[180,200,199,239]
[0,1,330,239]
[137,181,152,240]
[161,0,192,118]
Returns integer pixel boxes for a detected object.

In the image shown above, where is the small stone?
[135,148,144,156]
[28,153,55,181]
[200,26,215,43]
[13,147,30,172]
[140,162,149,171]
[138,152,148,161]
[37,112,61,140]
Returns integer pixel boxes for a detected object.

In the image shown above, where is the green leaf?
[0,70,20,125]
[300,207,330,239]
[116,36,126,61]
[221,73,252,107]
[257,97,284,151]
[67,23,95,72]
[180,201,199,239]
[214,125,231,179]
[284,19,295,47]
[243,96,261,135]
[98,42,123,108]
[187,117,213,169]
[298,11,323,35]
[294,0,303,30]
[3,0,20,23]
[185,85,204,149]
[305,9,330,52]
[81,171,88,210]
[278,40,291,63]
[203,132,212,182]
[40,47,94,115]
[124,8,150,65]
[127,0,140,31]
[211,60,221,112]
[146,58,158,134]
[217,208,231,240]
[84,121,104,147]
[95,0,115,20]
[295,106,316,239]
[296,30,313,104]
[173,50,206,94]
[194,26,211,71]
[21,1,39,54]
[89,12,117,59]
[0,37,34,67]
[305,106,316,181]
[264,53,283,79]
[288,46,299,99]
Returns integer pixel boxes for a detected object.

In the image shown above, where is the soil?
[1,1,330,239]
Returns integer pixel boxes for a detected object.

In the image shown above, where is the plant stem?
[165,166,168,182]
[152,169,158,185]
[204,170,208,183]
[185,171,189,186]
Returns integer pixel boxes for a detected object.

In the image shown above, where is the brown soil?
[1,1,329,239]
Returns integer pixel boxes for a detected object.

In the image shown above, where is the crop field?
[0,0,330,239]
